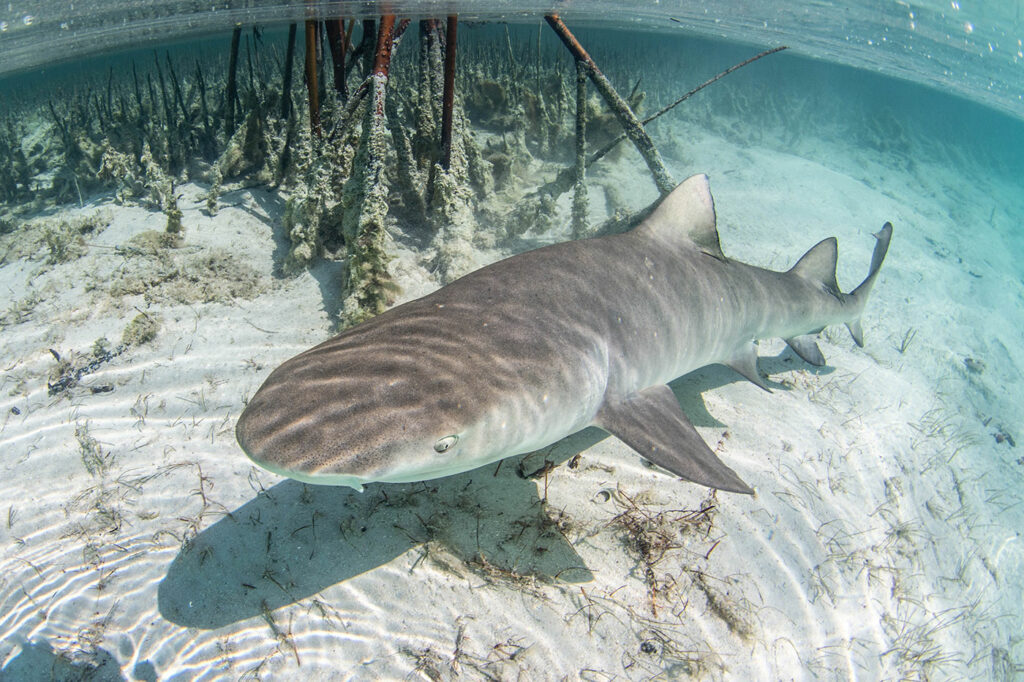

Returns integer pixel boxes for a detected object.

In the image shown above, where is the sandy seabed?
[1,115,1023,681]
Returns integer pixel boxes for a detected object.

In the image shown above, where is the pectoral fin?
[594,384,754,494]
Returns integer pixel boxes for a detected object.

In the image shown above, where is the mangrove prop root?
[440,15,458,170]
[507,44,787,234]
[351,19,377,79]
[281,23,297,120]
[325,18,348,99]
[544,14,675,196]
[194,59,214,152]
[415,20,442,172]
[387,96,428,217]
[572,58,588,238]
[329,21,408,145]
[304,19,321,137]
[372,16,398,80]
[344,15,407,322]
[225,25,242,138]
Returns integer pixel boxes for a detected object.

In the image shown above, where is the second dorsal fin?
[789,237,839,295]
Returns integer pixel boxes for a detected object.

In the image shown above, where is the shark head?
[235,320,510,491]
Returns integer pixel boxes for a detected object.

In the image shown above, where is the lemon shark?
[236,174,891,495]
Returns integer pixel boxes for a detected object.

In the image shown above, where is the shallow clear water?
[2,1,1023,117]
[1,3,1023,680]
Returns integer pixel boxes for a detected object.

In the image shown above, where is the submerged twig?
[588,45,789,168]
[505,41,787,235]
[545,14,674,195]
[342,15,409,323]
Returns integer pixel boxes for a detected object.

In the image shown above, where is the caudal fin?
[845,223,893,346]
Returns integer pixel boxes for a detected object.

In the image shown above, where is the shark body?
[236,175,891,494]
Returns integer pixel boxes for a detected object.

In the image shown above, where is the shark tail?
[845,222,893,347]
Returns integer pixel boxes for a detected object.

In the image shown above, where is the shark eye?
[434,435,458,453]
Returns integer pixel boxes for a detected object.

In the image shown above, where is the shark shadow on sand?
[158,448,595,630]
[158,351,826,631]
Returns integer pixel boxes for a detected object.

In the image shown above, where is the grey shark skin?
[236,174,891,495]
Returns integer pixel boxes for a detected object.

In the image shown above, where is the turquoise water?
[1,4,1023,680]
[2,1,1023,117]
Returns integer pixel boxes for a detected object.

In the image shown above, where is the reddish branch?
[369,17,410,112]
[372,15,397,80]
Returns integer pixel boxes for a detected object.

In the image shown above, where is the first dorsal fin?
[637,174,725,260]
[789,237,840,296]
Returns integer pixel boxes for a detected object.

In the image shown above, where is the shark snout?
[236,364,458,488]
[237,396,369,474]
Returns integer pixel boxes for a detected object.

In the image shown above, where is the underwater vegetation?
[9,11,1003,336]
[0,17,791,328]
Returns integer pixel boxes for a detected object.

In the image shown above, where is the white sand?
[1,115,1022,680]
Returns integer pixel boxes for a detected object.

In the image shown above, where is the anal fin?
[594,384,754,495]
[845,320,864,347]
